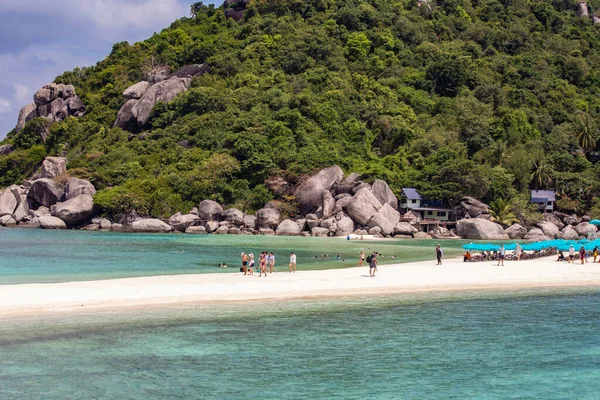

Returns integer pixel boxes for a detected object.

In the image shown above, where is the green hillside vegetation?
[3,0,600,219]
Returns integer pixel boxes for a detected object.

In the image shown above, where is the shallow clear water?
[0,289,598,399]
[0,228,465,284]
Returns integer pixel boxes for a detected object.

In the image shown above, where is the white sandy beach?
[1,256,599,317]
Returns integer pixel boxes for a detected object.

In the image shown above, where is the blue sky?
[0,0,219,139]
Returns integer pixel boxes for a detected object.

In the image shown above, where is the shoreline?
[1,256,600,318]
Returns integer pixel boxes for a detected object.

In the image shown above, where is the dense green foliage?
[2,0,600,218]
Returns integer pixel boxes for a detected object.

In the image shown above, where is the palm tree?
[575,111,598,152]
[530,159,552,189]
[489,140,507,167]
[489,198,518,226]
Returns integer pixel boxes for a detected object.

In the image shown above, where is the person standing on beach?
[289,252,296,273]
[593,246,598,263]
[569,245,575,264]
[268,252,277,273]
[497,245,505,266]
[435,244,443,265]
[359,250,365,267]
[241,252,248,275]
[369,252,378,277]
[515,243,522,261]
[248,253,255,275]
[579,246,586,264]
[259,252,267,277]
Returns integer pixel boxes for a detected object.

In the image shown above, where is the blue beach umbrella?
[589,219,600,226]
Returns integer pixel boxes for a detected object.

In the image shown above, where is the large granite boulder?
[394,222,418,235]
[205,220,219,232]
[0,144,14,155]
[256,207,281,229]
[334,172,361,195]
[504,223,527,239]
[0,215,17,226]
[168,212,200,232]
[367,211,395,236]
[131,76,191,126]
[113,99,138,129]
[311,227,329,237]
[222,208,244,225]
[52,195,95,226]
[562,226,579,240]
[38,215,67,229]
[371,180,398,210]
[346,188,382,225]
[145,65,171,84]
[186,226,207,234]
[275,219,302,236]
[131,219,173,233]
[524,228,551,242]
[575,222,597,237]
[456,218,509,240]
[0,187,19,217]
[294,165,344,214]
[170,64,210,78]
[563,214,579,226]
[321,190,336,218]
[536,221,560,239]
[377,203,401,224]
[198,200,223,221]
[123,82,151,99]
[335,216,355,236]
[456,197,489,218]
[28,179,63,208]
[243,214,257,230]
[41,157,67,179]
[543,213,565,230]
[63,177,96,200]
[16,103,37,131]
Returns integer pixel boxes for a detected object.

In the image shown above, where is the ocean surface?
[0,228,465,284]
[0,288,599,399]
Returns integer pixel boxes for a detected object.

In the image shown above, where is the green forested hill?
[2,0,600,218]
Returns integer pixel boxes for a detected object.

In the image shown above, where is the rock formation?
[52,195,95,227]
[294,165,344,214]
[198,200,223,221]
[456,218,508,240]
[131,219,173,233]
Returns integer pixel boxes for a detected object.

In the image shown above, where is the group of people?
[240,251,297,276]
[359,250,379,277]
[558,245,599,264]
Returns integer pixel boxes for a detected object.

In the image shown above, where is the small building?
[400,188,455,223]
[531,190,555,212]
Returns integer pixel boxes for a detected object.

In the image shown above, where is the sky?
[0,0,219,139]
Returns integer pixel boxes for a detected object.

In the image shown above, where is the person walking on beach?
[259,252,267,277]
[248,253,255,275]
[241,252,248,275]
[268,252,277,273]
[579,246,586,265]
[435,244,443,265]
[569,245,575,263]
[289,252,296,273]
[593,246,598,263]
[515,243,522,261]
[497,245,505,266]
[368,252,378,277]
[359,250,365,267]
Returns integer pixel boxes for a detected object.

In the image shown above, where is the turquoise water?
[0,289,599,399]
[0,228,465,284]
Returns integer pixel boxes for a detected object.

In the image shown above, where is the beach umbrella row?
[463,238,600,253]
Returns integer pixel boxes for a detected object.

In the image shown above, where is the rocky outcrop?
[131,219,173,233]
[27,179,63,208]
[504,223,527,239]
[456,218,509,240]
[186,226,207,234]
[16,83,85,132]
[38,215,67,229]
[311,227,329,237]
[562,226,579,240]
[536,221,560,239]
[577,1,589,17]
[132,77,191,126]
[275,219,302,236]
[63,177,96,200]
[256,207,281,229]
[0,187,19,217]
[123,82,151,99]
[346,188,382,225]
[371,180,398,210]
[321,190,336,218]
[335,216,355,236]
[543,213,565,230]
[170,64,210,79]
[198,200,223,221]
[0,144,14,155]
[524,228,551,242]
[52,195,95,226]
[456,197,489,218]
[294,165,344,214]
[333,173,361,195]
[145,65,171,84]
[222,208,244,225]
[243,214,257,230]
[394,222,418,235]
[575,222,597,237]
[0,215,17,226]
[168,212,200,232]
[41,157,67,179]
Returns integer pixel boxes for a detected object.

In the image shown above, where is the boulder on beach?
[294,165,344,214]
[394,222,418,235]
[367,210,395,236]
[168,212,200,232]
[63,177,96,200]
[131,219,173,233]
[346,188,382,225]
[456,218,509,240]
[536,221,560,239]
[205,221,219,232]
[256,207,281,229]
[504,223,527,239]
[575,222,597,237]
[275,219,302,236]
[198,200,223,221]
[0,187,19,217]
[413,232,431,239]
[311,227,329,237]
[222,208,244,225]
[371,180,398,210]
[524,228,551,242]
[456,197,489,218]
[243,214,257,230]
[321,190,336,218]
[52,195,95,226]
[335,216,355,236]
[0,215,17,226]
[562,225,579,240]
[186,226,207,234]
[38,215,67,229]
[27,179,64,208]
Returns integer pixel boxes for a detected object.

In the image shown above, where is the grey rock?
[0,144,14,155]
[16,103,37,131]
[334,173,361,195]
[352,182,372,194]
[371,180,398,210]
[123,81,151,99]
[99,219,112,230]
[0,187,18,217]
[243,215,257,230]
[320,217,336,230]
[354,229,368,236]
[215,226,229,234]
[294,165,344,214]
[145,65,171,84]
[394,222,418,235]
[205,221,219,232]
[219,221,230,227]
[368,226,382,235]
[276,219,302,236]
[52,195,95,226]
[543,213,565,230]
[170,64,210,78]
[131,219,173,233]
[37,98,64,120]
[168,212,200,232]
[581,215,591,222]
[335,216,355,236]
[0,215,16,226]
[577,1,589,17]
[321,190,336,218]
[132,76,191,126]
[536,221,560,239]
[38,215,67,229]
[377,203,401,225]
[457,197,489,218]
[305,213,318,220]
[335,196,353,211]
[111,223,126,232]
[311,227,329,237]
[346,188,382,225]
[256,207,281,229]
[413,232,431,239]
[198,200,223,221]
[190,207,199,216]
[367,211,395,236]
[114,99,138,129]
[504,223,527,239]
[296,218,307,231]
[334,193,352,201]
[34,87,53,106]
[575,222,597,237]
[64,177,96,200]
[81,224,100,231]
[186,226,207,234]
[33,206,50,217]
[307,219,320,230]
[259,228,275,235]
[456,218,509,240]
[562,226,579,240]
[524,228,551,242]
[41,157,67,179]
[222,208,244,225]
[66,97,86,117]
[28,179,63,208]
[563,215,579,226]
[228,227,241,234]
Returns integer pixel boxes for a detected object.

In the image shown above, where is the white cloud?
[0,98,11,114]
[13,84,31,104]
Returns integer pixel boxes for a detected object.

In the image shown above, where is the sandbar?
[1,256,599,318]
